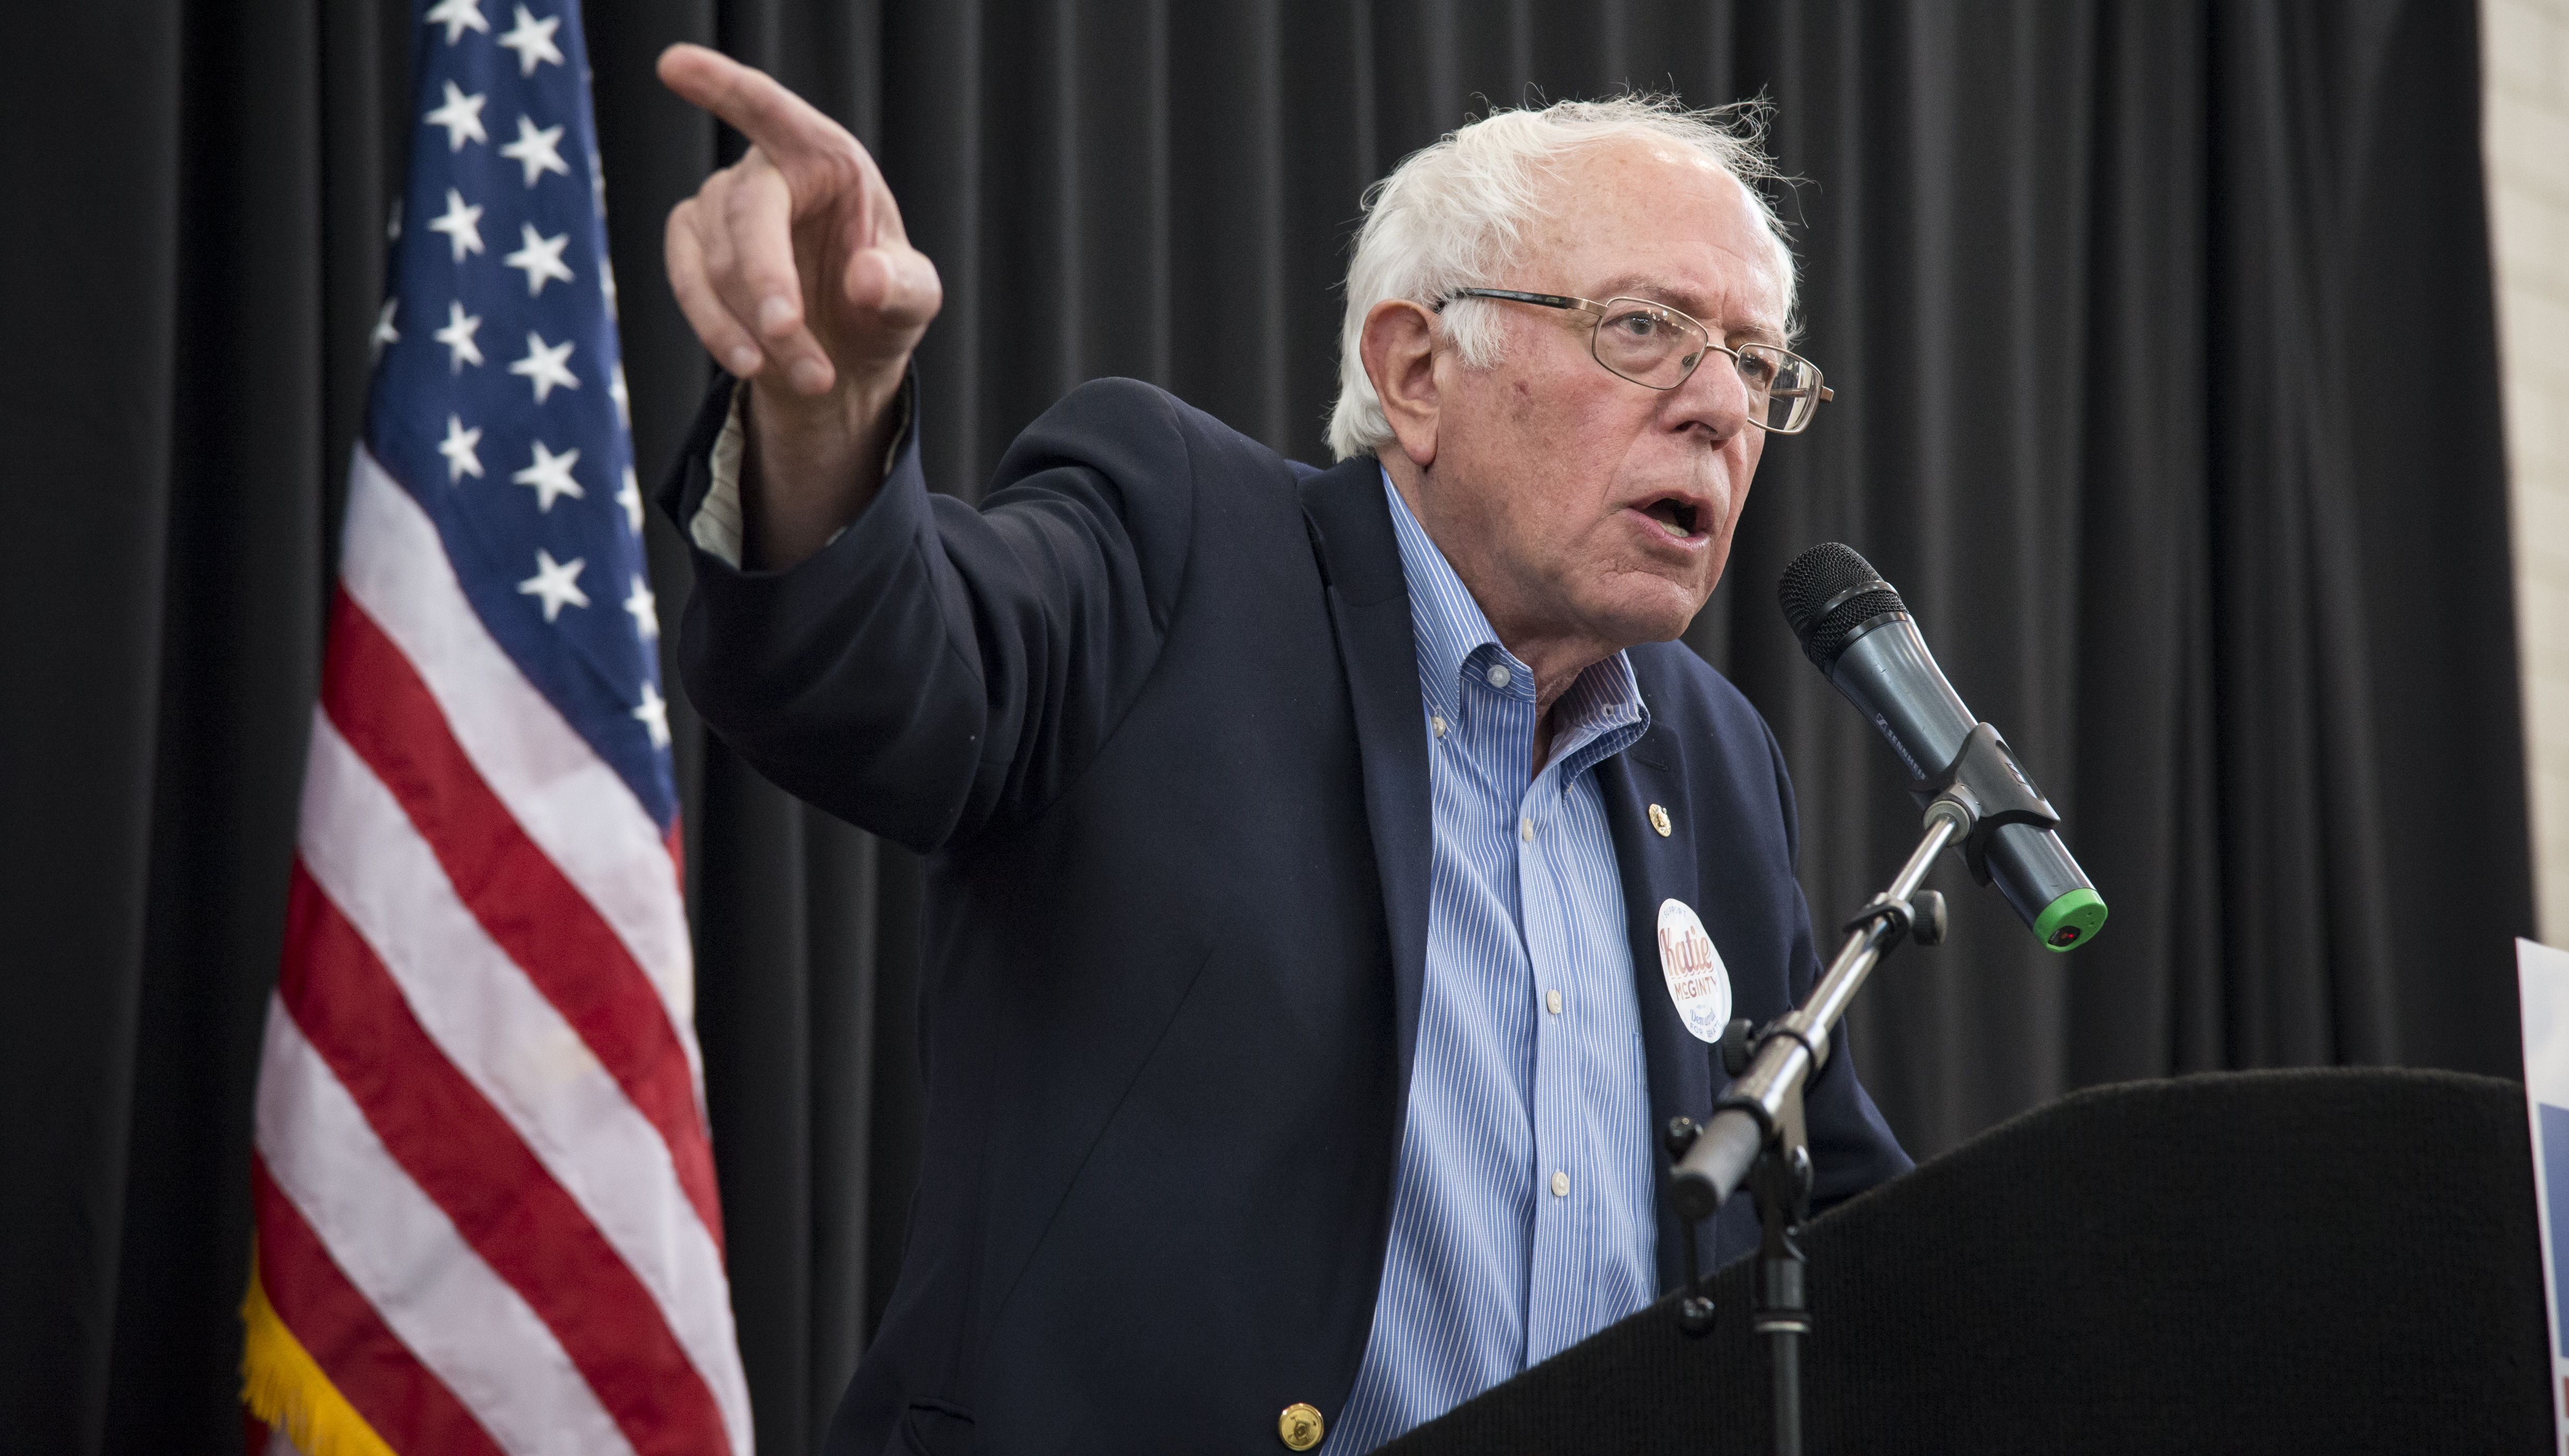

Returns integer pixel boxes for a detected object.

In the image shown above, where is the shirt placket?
[1457,645,1552,1357]
[1518,747,1585,1362]
[1524,686,1631,1362]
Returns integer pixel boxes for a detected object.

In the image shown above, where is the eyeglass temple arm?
[1436,288,1593,313]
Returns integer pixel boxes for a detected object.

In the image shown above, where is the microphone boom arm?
[1671,800,1959,1219]
[1670,718,2061,1217]
[1663,723,2045,1456]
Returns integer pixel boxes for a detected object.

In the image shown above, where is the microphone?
[1778,544,2107,951]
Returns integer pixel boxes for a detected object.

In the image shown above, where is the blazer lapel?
[1595,702,1722,1291]
[1299,459,1435,1094]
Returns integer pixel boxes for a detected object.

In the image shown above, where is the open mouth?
[1640,498,1702,539]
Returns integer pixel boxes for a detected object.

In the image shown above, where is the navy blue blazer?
[662,376,1910,1455]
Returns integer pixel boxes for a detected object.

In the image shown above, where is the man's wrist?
[739,360,911,571]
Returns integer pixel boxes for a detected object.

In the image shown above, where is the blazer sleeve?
[657,373,1200,853]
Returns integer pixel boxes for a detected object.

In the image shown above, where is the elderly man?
[654,44,1907,1456]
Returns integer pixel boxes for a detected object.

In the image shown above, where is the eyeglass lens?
[1589,297,1819,432]
[1752,354,1820,433]
[1591,300,1705,389]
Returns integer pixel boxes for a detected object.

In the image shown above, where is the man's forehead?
[1529,150,1789,335]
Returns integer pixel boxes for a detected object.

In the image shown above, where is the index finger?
[657,44,865,178]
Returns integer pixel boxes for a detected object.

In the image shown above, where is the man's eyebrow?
[1595,274,1785,345]
[1595,274,1698,310]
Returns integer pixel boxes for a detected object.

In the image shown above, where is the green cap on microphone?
[2035,887,2107,952]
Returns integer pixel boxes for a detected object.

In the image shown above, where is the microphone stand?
[1662,723,2063,1456]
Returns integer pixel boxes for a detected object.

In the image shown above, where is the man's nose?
[1668,348,1752,438]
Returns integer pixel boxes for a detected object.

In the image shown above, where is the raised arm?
[656,45,941,570]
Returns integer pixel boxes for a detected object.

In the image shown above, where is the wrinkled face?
[1413,141,1789,652]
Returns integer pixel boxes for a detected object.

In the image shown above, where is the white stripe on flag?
[299,708,753,1452]
[338,444,699,1091]
[254,996,639,1456]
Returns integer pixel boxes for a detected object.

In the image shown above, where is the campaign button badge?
[1656,899,1731,1043]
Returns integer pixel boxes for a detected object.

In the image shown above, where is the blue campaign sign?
[2518,937,2569,1454]
[2544,1103,2569,1352]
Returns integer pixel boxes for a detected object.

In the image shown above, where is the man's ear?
[1360,299,1440,470]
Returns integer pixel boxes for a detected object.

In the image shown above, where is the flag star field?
[368,0,674,826]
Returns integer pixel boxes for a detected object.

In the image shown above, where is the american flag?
[240,3,752,1453]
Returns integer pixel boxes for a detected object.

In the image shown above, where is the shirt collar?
[1380,468,1649,772]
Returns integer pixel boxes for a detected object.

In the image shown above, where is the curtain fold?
[0,3,2530,1452]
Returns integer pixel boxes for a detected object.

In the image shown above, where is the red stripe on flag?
[278,863,732,1456]
[318,586,724,1251]
[252,1153,508,1456]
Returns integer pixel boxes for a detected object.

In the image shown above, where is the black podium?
[1385,1068,2554,1454]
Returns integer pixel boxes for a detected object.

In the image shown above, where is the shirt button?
[1550,1170,1570,1197]
[1430,713,1447,738]
[1486,664,1511,688]
[1546,989,1563,1015]
[1519,817,1533,842]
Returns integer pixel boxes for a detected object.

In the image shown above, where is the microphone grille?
[1777,543,1908,673]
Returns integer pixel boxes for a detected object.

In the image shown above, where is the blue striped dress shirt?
[1325,474,1660,1453]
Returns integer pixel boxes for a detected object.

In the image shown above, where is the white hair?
[1325,94,1797,462]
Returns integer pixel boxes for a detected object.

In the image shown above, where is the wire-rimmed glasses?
[1438,288,1833,434]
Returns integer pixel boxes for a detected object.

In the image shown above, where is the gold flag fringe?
[239,1255,397,1456]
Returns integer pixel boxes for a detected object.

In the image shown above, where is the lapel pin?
[1648,803,1672,837]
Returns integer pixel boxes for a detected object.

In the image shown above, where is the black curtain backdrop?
[0,2,2533,1453]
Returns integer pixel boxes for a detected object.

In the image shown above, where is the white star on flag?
[609,361,630,426]
[424,81,488,151]
[624,574,659,641]
[496,5,565,75]
[370,299,399,359]
[424,0,490,43]
[438,415,485,481]
[599,252,618,319]
[517,549,590,621]
[434,301,484,371]
[512,441,585,511]
[500,115,571,188]
[504,224,575,296]
[618,467,643,534]
[508,332,579,403]
[427,189,485,262]
[632,681,671,748]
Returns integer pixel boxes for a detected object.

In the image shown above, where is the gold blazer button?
[1279,1402,1325,1451]
[1648,803,1672,836]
